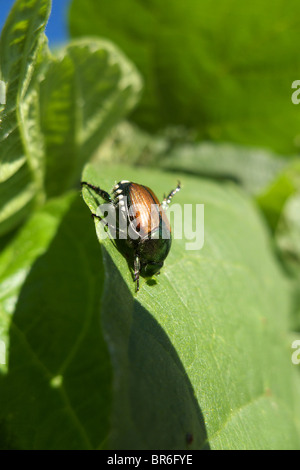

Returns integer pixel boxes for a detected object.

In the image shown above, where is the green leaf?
[0,0,142,235]
[0,192,112,449]
[257,160,300,231]
[158,141,290,196]
[0,0,51,236]
[40,38,142,198]
[0,191,74,369]
[81,162,300,449]
[275,192,300,332]
[70,0,300,153]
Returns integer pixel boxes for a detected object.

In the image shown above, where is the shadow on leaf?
[101,246,210,450]
[0,195,210,450]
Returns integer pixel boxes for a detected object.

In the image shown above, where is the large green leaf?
[0,192,74,373]
[81,163,300,449]
[0,0,51,235]
[70,0,300,153]
[0,192,112,449]
[40,38,142,198]
[0,161,299,449]
[0,0,142,235]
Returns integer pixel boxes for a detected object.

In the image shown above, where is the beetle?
[81,179,181,292]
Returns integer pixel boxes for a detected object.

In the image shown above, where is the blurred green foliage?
[70,0,300,153]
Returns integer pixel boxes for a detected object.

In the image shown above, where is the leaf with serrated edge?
[0,0,51,234]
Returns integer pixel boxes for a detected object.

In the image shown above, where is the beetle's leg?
[81,181,112,203]
[91,213,109,229]
[161,181,181,210]
[134,254,140,292]
[91,213,103,221]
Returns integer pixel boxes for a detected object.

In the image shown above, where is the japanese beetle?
[81,179,181,292]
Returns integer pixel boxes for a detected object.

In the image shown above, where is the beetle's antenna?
[161,181,181,210]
